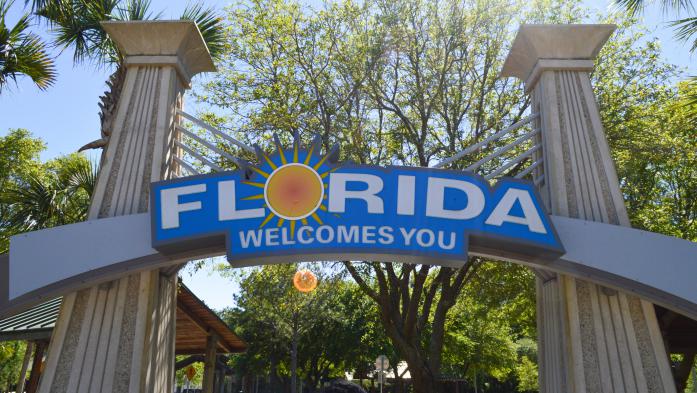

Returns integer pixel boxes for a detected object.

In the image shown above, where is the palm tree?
[0,0,55,92]
[614,0,697,123]
[614,0,697,51]
[0,156,97,252]
[34,0,225,151]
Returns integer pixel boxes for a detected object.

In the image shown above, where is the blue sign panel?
[151,140,563,265]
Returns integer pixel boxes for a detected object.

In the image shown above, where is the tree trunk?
[270,356,283,391]
[408,365,441,393]
[291,312,299,393]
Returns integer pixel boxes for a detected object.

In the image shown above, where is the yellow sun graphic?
[265,163,324,220]
[241,135,337,238]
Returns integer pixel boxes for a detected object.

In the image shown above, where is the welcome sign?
[151,138,564,266]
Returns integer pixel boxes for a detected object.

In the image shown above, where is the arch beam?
[3,213,696,323]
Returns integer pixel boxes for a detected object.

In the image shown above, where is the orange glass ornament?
[293,269,318,292]
[185,365,196,381]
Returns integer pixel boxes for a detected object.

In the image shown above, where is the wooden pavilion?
[0,284,245,393]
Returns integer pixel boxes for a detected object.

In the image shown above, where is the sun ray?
[242,181,266,189]
[301,218,308,225]
[320,167,338,179]
[275,139,288,165]
[259,212,275,228]
[250,166,270,178]
[261,152,278,170]
[312,153,332,171]
[277,217,285,227]
[303,144,315,165]
[311,212,323,225]
[290,220,296,239]
[242,194,264,200]
[293,140,299,163]
[319,205,327,211]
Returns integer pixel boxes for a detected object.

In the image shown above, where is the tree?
[0,129,97,253]
[1,152,96,239]
[440,262,537,390]
[0,0,55,92]
[197,1,581,391]
[33,0,225,151]
[219,264,390,392]
[0,340,26,392]
[612,0,697,124]
[0,128,45,252]
[197,0,697,390]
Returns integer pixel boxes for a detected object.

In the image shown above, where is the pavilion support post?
[26,340,47,393]
[501,24,676,393]
[16,340,34,393]
[37,21,215,393]
[202,333,219,393]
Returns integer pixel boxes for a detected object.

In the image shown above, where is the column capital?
[500,24,615,87]
[102,20,216,83]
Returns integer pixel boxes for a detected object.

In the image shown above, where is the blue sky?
[1,0,694,310]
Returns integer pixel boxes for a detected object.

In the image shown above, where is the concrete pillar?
[501,25,677,393]
[37,21,215,393]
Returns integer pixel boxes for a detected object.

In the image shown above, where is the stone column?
[38,21,215,393]
[501,25,677,393]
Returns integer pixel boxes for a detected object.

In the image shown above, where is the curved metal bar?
[484,144,541,180]
[515,158,543,179]
[433,114,538,168]
[177,110,255,153]
[173,156,200,176]
[175,140,224,172]
[466,129,539,172]
[177,125,245,169]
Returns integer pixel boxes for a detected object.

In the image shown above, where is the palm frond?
[11,33,56,89]
[115,0,160,22]
[613,0,646,16]
[180,3,225,60]
[659,0,695,14]
[0,0,56,92]
[681,76,697,125]
[37,0,120,65]
[0,175,63,231]
[65,157,98,197]
[670,16,697,51]
[614,0,694,16]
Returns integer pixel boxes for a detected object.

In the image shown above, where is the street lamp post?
[375,355,389,393]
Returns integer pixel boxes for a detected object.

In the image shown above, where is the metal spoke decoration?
[170,109,254,177]
[172,110,546,188]
[433,113,545,186]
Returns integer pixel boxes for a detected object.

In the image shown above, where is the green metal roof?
[0,297,60,341]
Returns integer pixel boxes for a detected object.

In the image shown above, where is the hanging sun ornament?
[241,133,340,239]
[293,269,318,293]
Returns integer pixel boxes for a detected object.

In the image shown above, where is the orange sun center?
[264,163,323,220]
